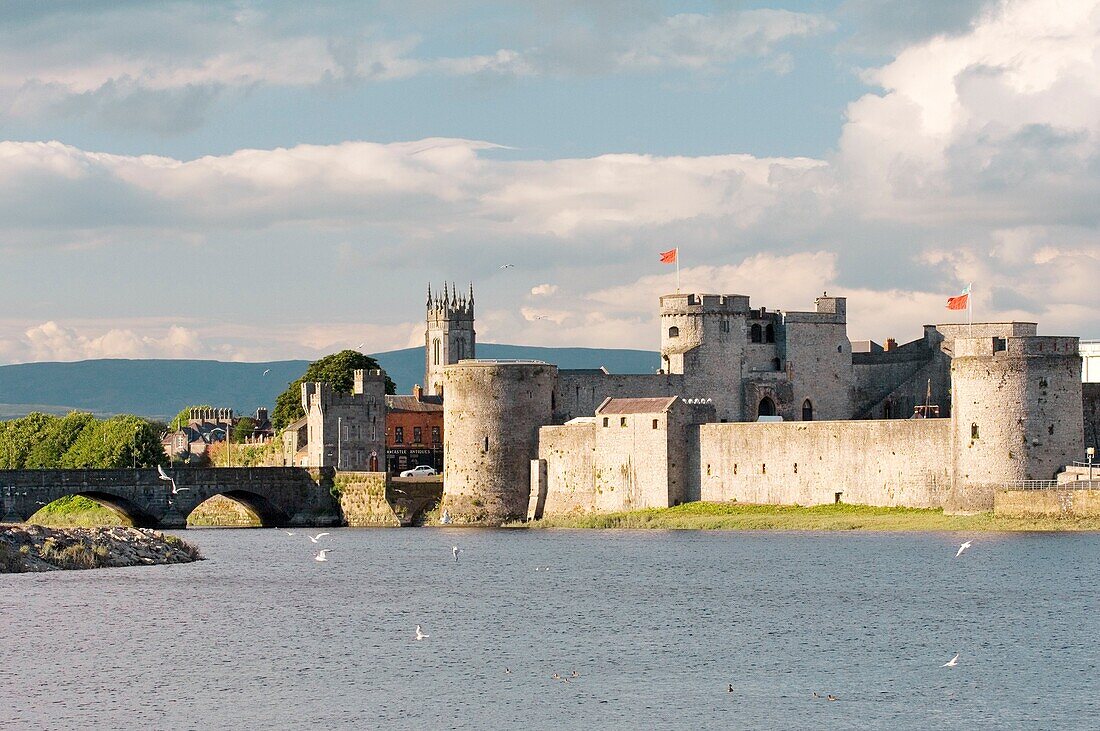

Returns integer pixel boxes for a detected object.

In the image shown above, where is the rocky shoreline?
[0,524,203,573]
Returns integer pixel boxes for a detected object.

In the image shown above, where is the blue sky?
[0,0,1096,363]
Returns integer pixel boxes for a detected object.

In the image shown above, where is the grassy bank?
[26,494,260,528]
[519,502,1100,532]
[28,495,124,527]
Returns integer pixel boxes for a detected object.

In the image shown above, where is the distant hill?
[0,344,658,419]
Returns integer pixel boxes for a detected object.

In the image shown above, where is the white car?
[400,465,438,477]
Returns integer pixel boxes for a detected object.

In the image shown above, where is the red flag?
[946,293,968,310]
[659,248,677,264]
[946,283,971,310]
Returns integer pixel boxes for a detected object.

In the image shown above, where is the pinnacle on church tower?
[424,281,476,396]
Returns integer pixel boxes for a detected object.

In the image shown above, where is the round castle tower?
[950,335,1083,510]
[441,360,557,525]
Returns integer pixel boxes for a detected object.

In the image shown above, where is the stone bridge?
[0,467,342,529]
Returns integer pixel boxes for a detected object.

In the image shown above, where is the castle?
[430,285,1093,525]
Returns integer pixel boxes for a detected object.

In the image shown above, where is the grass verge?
[517,502,1100,532]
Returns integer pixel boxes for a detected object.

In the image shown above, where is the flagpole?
[676,248,680,292]
[968,283,973,337]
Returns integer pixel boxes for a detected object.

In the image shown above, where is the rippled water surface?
[2,528,1098,730]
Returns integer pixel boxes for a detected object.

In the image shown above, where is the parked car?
[399,465,438,477]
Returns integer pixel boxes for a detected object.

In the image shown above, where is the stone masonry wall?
[334,471,399,527]
[554,371,683,423]
[696,419,953,507]
[994,488,1100,518]
[1084,383,1100,452]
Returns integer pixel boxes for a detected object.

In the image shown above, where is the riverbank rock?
[0,524,203,573]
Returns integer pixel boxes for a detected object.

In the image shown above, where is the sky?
[0,0,1097,364]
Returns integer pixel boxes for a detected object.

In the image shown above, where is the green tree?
[271,350,394,431]
[60,415,167,469]
[232,416,257,443]
[1,412,63,468]
[26,412,96,468]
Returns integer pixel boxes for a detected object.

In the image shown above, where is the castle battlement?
[659,293,751,314]
[954,335,1080,358]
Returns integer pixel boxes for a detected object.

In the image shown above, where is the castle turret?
[425,282,476,396]
[441,360,556,525]
[949,334,1084,510]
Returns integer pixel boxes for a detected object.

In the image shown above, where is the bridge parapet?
[0,467,341,529]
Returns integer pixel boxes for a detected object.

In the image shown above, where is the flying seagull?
[943,653,959,667]
[284,531,296,536]
[452,545,462,562]
[955,540,972,558]
[157,465,189,494]
[262,368,271,376]
[500,263,515,269]
[309,532,330,543]
[415,624,429,640]
[314,549,333,562]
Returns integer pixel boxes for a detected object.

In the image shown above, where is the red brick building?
[385,386,443,474]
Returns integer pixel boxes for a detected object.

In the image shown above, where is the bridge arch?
[183,490,290,528]
[28,491,159,528]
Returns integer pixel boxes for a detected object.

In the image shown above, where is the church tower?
[425,283,476,396]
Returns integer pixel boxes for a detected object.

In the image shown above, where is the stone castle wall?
[441,361,556,524]
[696,419,953,508]
[1083,383,1100,452]
[553,371,683,422]
[951,337,1083,506]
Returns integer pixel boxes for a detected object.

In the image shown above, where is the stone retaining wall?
[994,488,1100,518]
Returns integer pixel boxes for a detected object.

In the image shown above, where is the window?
[793,463,798,474]
[750,324,763,343]
[668,326,679,338]
[772,357,782,371]
[993,337,1006,353]
[652,419,659,429]
[620,417,627,427]
[762,463,767,475]
[837,345,842,353]
[431,426,441,444]
[971,423,979,440]
[455,339,465,360]
[432,338,441,366]
[602,417,609,427]
[413,427,422,444]
[395,427,404,444]
[765,324,775,343]
[802,400,813,421]
[720,319,730,333]
[483,436,489,452]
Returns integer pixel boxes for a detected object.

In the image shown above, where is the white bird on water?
[415,624,429,640]
[955,540,972,558]
[262,368,271,376]
[284,531,296,537]
[314,549,333,562]
[943,653,960,667]
[309,532,330,543]
[452,545,462,562]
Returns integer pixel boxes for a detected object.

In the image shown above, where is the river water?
[2,528,1097,730]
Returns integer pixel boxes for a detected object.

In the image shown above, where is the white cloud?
[0,4,830,131]
[0,318,424,365]
[1,0,1099,359]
